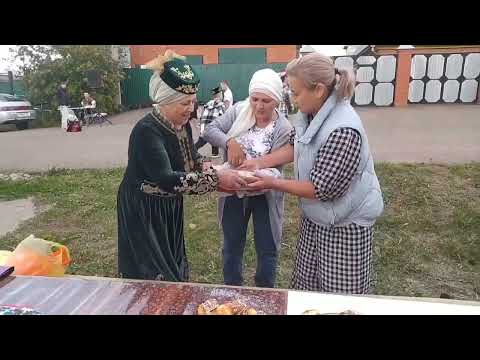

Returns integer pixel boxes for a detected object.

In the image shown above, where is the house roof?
[299,45,316,53]
[345,45,371,55]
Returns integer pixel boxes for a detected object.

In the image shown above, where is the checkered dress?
[289,127,375,294]
[277,88,292,117]
[200,99,226,125]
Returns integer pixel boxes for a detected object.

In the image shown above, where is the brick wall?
[393,49,415,106]
[129,45,297,66]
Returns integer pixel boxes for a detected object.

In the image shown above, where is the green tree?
[12,45,124,114]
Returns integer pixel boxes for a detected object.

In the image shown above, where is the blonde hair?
[286,52,355,100]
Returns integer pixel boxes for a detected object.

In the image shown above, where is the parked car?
[0,93,37,130]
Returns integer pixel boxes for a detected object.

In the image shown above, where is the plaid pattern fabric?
[288,128,296,145]
[288,127,362,200]
[278,88,292,117]
[278,101,289,117]
[289,126,373,294]
[291,217,374,294]
[310,127,362,200]
[200,99,226,124]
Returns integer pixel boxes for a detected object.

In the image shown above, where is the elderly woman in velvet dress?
[117,51,247,282]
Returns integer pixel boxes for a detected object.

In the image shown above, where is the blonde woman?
[241,53,384,294]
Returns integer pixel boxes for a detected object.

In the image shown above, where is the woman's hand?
[227,139,246,167]
[237,158,262,171]
[246,171,276,191]
[217,169,248,191]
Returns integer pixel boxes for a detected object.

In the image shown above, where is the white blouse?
[235,120,276,160]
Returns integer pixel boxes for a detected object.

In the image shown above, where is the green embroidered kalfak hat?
[145,50,200,94]
[160,59,200,94]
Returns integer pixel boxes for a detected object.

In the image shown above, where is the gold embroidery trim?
[171,65,195,80]
[175,84,199,94]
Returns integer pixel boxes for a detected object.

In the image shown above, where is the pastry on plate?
[197,299,219,315]
[302,309,360,315]
[197,298,257,315]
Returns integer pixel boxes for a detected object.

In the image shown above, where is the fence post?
[393,49,414,107]
[477,81,480,104]
[7,71,14,96]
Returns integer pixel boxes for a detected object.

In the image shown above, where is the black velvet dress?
[117,110,218,281]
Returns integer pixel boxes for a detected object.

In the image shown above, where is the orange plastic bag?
[5,235,71,277]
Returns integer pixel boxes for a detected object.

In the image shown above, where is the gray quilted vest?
[293,93,384,227]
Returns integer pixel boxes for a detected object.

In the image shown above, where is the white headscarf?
[149,71,191,106]
[226,68,283,139]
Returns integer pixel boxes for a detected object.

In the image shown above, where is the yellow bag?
[0,250,12,266]
[5,235,71,277]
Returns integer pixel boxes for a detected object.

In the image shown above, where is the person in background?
[188,100,200,142]
[57,80,70,129]
[278,72,293,118]
[81,92,97,124]
[81,92,96,109]
[220,80,234,109]
[194,86,225,158]
[57,80,70,106]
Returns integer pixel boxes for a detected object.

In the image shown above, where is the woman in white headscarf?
[203,68,293,288]
[117,50,248,282]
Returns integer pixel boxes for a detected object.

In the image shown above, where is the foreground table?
[0,275,479,315]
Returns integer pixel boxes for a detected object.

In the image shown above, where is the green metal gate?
[120,68,153,107]
[121,63,288,107]
[0,80,27,97]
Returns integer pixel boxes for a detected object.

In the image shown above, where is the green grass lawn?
[1,163,479,300]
